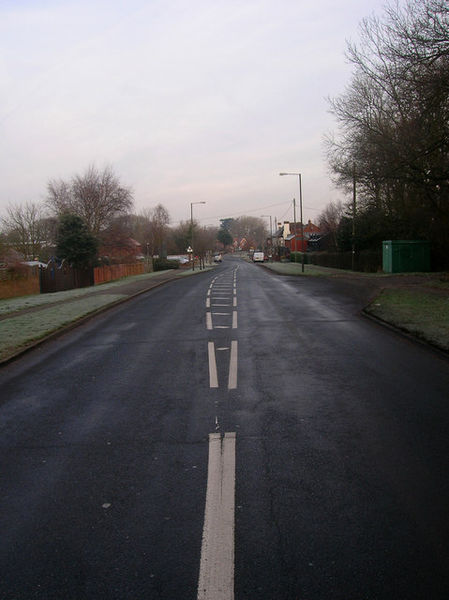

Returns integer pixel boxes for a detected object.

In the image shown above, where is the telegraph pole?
[352,165,356,271]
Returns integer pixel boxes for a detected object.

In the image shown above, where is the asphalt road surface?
[1,256,449,599]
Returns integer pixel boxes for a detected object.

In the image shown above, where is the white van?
[253,252,265,262]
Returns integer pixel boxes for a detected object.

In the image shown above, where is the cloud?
[0,0,388,225]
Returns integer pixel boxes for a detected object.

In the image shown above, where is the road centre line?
[208,342,218,388]
[206,313,213,330]
[232,311,237,329]
[206,298,211,308]
[233,298,237,307]
[197,432,236,600]
[228,341,238,390]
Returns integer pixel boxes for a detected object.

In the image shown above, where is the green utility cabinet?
[382,240,430,273]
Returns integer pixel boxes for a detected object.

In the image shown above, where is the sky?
[0,0,389,229]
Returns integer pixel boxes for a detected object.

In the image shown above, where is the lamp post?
[261,214,273,260]
[190,201,206,271]
[279,172,305,273]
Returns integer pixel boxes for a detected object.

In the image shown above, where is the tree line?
[324,0,449,268]
[0,165,269,268]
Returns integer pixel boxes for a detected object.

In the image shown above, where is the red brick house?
[98,238,144,264]
[277,220,322,253]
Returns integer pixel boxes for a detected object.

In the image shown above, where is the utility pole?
[293,197,297,262]
[352,164,356,271]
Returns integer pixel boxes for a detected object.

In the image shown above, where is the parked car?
[252,251,265,262]
[213,254,222,263]
[167,255,190,264]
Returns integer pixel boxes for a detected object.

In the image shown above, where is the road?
[1,256,449,599]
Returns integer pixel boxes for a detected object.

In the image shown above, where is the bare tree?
[229,216,267,249]
[2,201,48,259]
[318,201,345,250]
[47,165,133,235]
[326,0,449,263]
[195,225,219,263]
[149,204,170,257]
[136,204,170,257]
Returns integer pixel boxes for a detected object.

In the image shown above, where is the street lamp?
[279,172,305,273]
[190,201,206,271]
[261,214,273,260]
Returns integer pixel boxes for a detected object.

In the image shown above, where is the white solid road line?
[228,341,238,390]
[232,311,237,329]
[197,432,236,600]
[208,342,219,388]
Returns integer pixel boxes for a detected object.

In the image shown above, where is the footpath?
[0,267,213,364]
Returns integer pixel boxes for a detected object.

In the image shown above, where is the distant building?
[273,220,322,254]
[98,238,143,263]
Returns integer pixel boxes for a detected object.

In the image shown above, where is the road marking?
[233,297,237,307]
[206,312,213,330]
[232,311,237,329]
[215,326,230,329]
[213,312,230,315]
[197,432,236,600]
[206,298,211,308]
[208,342,218,388]
[213,303,230,307]
[228,341,238,390]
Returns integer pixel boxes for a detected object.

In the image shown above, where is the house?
[272,220,322,255]
[98,238,144,264]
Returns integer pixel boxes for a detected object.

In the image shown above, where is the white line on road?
[197,432,236,600]
[233,297,237,307]
[208,342,219,388]
[206,298,211,308]
[206,312,213,330]
[228,341,238,390]
[232,311,237,329]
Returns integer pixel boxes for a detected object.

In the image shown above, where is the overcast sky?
[0,0,388,228]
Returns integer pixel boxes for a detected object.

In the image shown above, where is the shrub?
[153,258,179,271]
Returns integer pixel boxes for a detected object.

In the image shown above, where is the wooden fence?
[39,260,94,293]
[0,261,146,298]
[0,269,40,299]
[94,262,145,284]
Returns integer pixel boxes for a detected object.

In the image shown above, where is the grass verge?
[365,289,449,352]
[0,294,125,360]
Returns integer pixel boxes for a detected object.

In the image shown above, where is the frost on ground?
[0,295,125,360]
